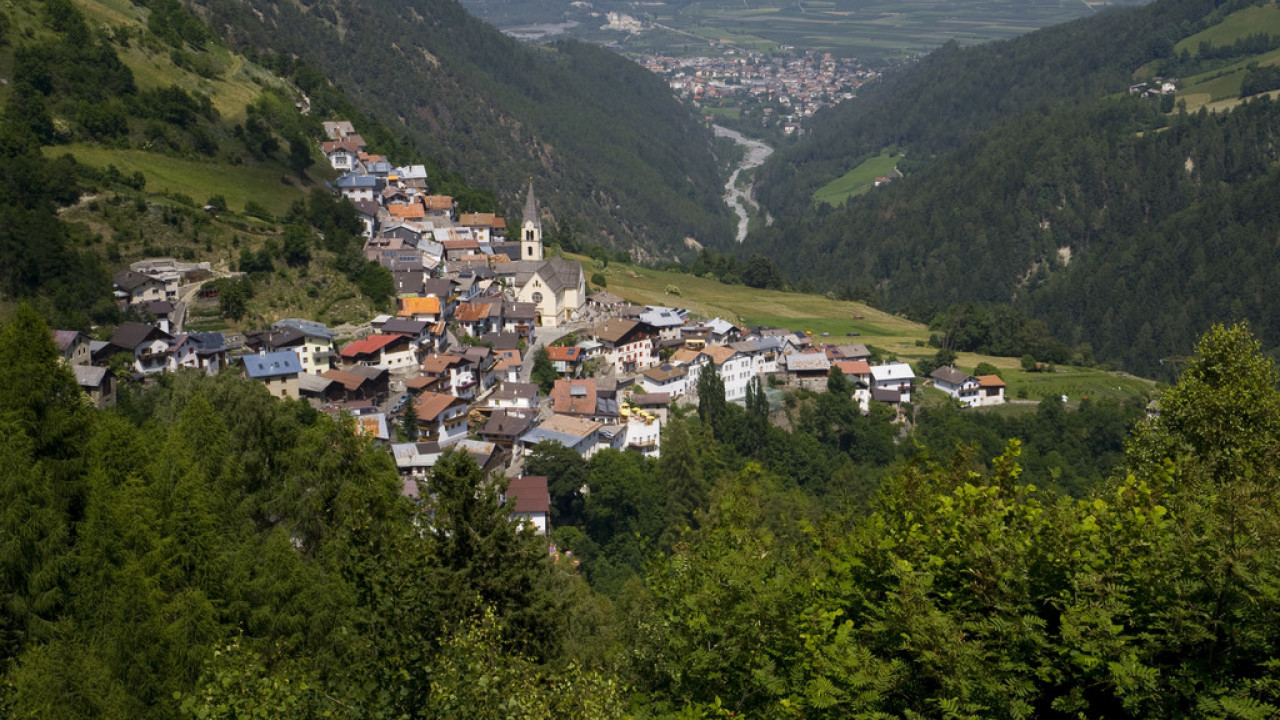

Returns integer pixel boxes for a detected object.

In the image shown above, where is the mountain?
[189,0,734,258]
[748,0,1280,376]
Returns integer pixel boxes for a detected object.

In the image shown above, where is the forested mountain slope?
[191,0,733,257]
[748,0,1280,376]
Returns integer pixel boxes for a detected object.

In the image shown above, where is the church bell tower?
[520,181,544,262]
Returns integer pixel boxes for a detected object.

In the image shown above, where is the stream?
[713,124,774,243]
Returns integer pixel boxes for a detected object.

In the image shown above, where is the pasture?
[812,151,899,206]
[584,255,1159,404]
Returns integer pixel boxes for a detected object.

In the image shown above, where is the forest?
[748,0,1280,376]
[5,296,1279,717]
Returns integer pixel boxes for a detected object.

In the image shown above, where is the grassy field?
[1177,47,1280,105]
[1175,2,1280,55]
[582,255,1159,404]
[49,144,312,216]
[812,152,899,206]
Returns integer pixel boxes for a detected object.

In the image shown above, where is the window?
[532,292,543,303]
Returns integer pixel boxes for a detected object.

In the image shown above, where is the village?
[53,121,1006,537]
[634,48,878,134]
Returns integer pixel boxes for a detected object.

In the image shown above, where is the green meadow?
[812,151,899,206]
[580,255,1159,404]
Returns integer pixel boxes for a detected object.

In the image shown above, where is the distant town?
[633,49,881,134]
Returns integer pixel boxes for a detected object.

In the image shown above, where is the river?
[713,125,773,243]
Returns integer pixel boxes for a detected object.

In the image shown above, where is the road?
[713,125,774,243]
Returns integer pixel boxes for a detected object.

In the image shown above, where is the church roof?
[523,181,540,230]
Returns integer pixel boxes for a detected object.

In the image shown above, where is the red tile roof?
[341,333,399,358]
[547,346,583,362]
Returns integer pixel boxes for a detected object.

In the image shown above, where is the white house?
[504,475,551,536]
[414,392,469,447]
[930,366,980,406]
[870,362,915,403]
[701,345,754,403]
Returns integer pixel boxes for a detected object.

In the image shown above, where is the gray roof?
[930,366,972,386]
[785,352,831,372]
[73,364,109,388]
[242,351,302,379]
[493,382,538,401]
[113,269,160,292]
[523,182,540,231]
[275,318,336,340]
[298,373,336,395]
[381,318,429,336]
[110,322,172,351]
[639,306,686,329]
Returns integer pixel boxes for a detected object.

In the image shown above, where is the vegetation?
[750,0,1280,378]
[5,304,1278,716]
[190,0,734,256]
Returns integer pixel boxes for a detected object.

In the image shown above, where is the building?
[520,182,544,262]
[593,318,653,375]
[930,366,980,405]
[870,362,915,403]
[975,374,1007,406]
[413,391,469,446]
[242,350,303,400]
[505,475,550,535]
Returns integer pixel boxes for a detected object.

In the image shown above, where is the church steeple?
[521,180,543,261]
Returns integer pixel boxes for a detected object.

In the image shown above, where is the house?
[546,345,584,376]
[930,366,980,405]
[975,375,1006,406]
[587,290,625,311]
[391,441,444,485]
[785,350,833,391]
[504,475,550,535]
[380,318,433,353]
[639,364,689,397]
[107,322,174,376]
[421,352,476,398]
[336,173,382,203]
[399,296,443,323]
[320,368,382,403]
[340,334,416,373]
[701,345,754,403]
[517,414,604,460]
[551,378,619,420]
[455,301,500,338]
[242,350,303,400]
[491,348,523,383]
[592,318,653,375]
[832,359,873,410]
[870,362,915,404]
[638,306,688,342]
[52,329,92,366]
[480,409,535,449]
[502,302,538,339]
[413,391,469,446]
[628,392,671,424]
[488,382,540,412]
[112,270,168,307]
[170,332,228,375]
[298,373,344,404]
[621,405,662,458]
[274,319,338,373]
[73,365,115,407]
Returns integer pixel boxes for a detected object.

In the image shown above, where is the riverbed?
[713,125,773,243]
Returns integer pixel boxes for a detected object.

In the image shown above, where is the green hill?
[188,0,734,258]
[748,0,1280,378]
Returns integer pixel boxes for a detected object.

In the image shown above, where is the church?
[500,183,587,328]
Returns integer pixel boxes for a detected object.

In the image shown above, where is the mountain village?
[55,121,1005,538]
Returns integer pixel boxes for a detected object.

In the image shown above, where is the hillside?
[187,0,734,258]
[748,0,1280,377]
